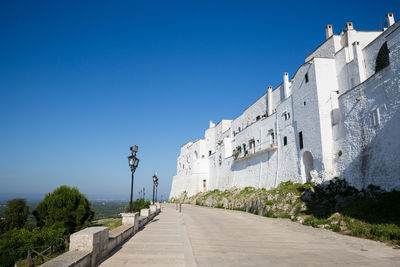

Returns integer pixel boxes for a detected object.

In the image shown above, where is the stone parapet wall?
[41,206,162,267]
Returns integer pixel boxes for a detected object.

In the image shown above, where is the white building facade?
[170,14,400,199]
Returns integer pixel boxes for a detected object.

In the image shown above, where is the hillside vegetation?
[170,179,400,246]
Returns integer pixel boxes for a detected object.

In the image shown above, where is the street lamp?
[152,172,158,205]
[155,179,159,203]
[128,145,140,213]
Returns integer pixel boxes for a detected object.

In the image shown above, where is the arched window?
[282,111,290,120]
[375,42,390,72]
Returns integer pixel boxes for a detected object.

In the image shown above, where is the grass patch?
[99,219,122,230]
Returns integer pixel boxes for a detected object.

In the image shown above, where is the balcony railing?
[233,142,278,161]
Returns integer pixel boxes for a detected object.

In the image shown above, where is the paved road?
[101,204,400,266]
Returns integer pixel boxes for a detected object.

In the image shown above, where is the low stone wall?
[41,204,162,267]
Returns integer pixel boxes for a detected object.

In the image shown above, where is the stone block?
[149,205,157,214]
[140,208,150,217]
[70,226,109,266]
[121,212,138,225]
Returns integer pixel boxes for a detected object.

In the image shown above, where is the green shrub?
[33,186,94,235]
[0,227,65,267]
[3,199,29,230]
[125,199,151,213]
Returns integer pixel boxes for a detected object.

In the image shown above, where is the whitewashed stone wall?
[335,22,400,190]
[170,15,400,199]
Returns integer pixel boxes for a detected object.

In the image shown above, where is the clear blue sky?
[0,0,398,201]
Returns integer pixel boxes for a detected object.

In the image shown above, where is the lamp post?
[152,173,158,205]
[128,145,139,213]
[155,180,159,203]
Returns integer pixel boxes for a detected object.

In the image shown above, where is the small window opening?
[283,112,290,120]
[371,108,381,127]
[256,115,261,121]
[249,139,256,153]
[299,131,304,149]
[267,129,275,145]
[208,150,212,156]
[305,73,309,83]
[283,136,288,146]
[304,101,306,106]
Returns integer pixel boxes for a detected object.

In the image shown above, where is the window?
[238,127,241,132]
[299,131,304,149]
[375,42,390,72]
[256,115,261,121]
[371,108,380,127]
[283,112,290,120]
[209,150,212,156]
[242,144,246,152]
[283,136,288,146]
[304,101,306,106]
[268,129,275,145]
[305,73,309,83]
[249,139,256,153]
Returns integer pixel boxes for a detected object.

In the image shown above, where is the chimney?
[352,41,366,84]
[325,25,333,39]
[283,73,290,99]
[345,22,354,31]
[267,86,273,116]
[209,120,215,128]
[386,13,395,27]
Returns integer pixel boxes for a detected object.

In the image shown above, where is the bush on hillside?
[33,186,94,235]
[3,198,29,230]
[0,227,65,267]
[125,199,151,212]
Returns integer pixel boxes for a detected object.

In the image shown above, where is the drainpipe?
[274,112,279,187]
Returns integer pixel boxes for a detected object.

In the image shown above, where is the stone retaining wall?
[41,204,162,267]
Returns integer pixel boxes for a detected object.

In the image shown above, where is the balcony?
[265,143,278,151]
[233,143,278,161]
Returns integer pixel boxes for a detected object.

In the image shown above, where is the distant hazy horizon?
[0,191,164,202]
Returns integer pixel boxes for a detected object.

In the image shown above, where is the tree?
[125,199,151,212]
[0,227,65,267]
[33,186,94,234]
[4,198,29,230]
